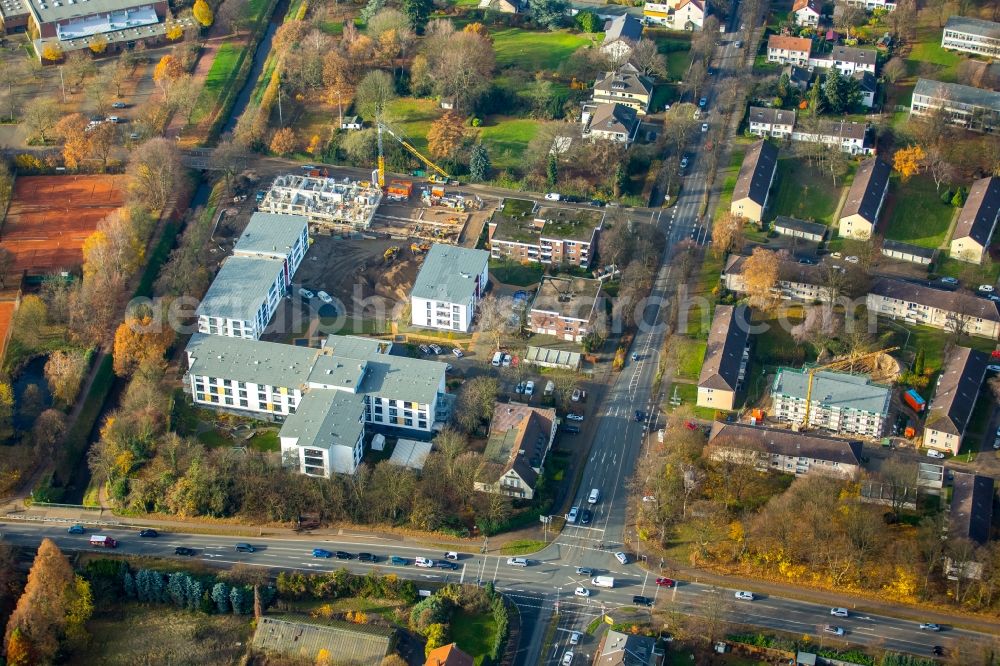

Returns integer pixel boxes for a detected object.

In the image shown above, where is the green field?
[712,145,746,221]
[191,42,246,124]
[768,158,848,225]
[490,259,544,287]
[386,97,441,155]
[673,336,707,380]
[492,28,595,71]
[477,117,545,170]
[884,175,956,249]
[451,609,500,666]
[905,26,963,82]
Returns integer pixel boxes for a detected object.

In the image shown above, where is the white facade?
[942,17,1000,58]
[188,366,304,416]
[409,245,489,333]
[844,0,896,10]
[771,370,890,439]
[794,5,820,26]
[411,296,474,332]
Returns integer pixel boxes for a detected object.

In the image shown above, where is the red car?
[655,577,676,588]
[684,421,698,431]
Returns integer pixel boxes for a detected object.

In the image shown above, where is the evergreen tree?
[402,0,433,34]
[914,348,925,376]
[187,579,204,611]
[212,582,230,614]
[123,571,136,599]
[546,154,558,187]
[167,572,187,607]
[230,585,250,615]
[809,81,824,116]
[612,163,627,198]
[134,570,152,602]
[951,187,967,207]
[469,144,492,182]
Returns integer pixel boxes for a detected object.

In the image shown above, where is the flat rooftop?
[359,354,444,406]
[530,276,602,321]
[196,255,283,323]
[491,198,603,244]
[233,212,308,258]
[410,243,489,305]
[773,368,891,415]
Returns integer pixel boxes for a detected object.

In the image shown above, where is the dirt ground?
[1,174,127,274]
[295,235,426,317]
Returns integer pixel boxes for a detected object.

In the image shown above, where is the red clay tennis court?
[1,175,127,274]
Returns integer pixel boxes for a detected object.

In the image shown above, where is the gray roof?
[831,45,877,67]
[881,238,936,259]
[359,354,444,406]
[944,15,1000,39]
[323,335,392,359]
[308,354,367,391]
[594,65,653,98]
[913,78,1000,111]
[840,158,890,224]
[925,346,988,436]
[524,346,581,369]
[950,472,995,544]
[598,630,657,666]
[27,0,155,24]
[233,212,307,259]
[784,65,812,86]
[603,14,643,45]
[709,421,864,467]
[196,255,283,323]
[590,102,640,136]
[853,70,877,93]
[410,243,489,305]
[698,304,751,392]
[530,276,602,322]
[869,277,1000,323]
[774,215,827,238]
[773,368,891,415]
[733,139,778,207]
[186,333,316,388]
[816,119,869,141]
[278,389,366,451]
[954,176,1000,245]
[748,106,797,126]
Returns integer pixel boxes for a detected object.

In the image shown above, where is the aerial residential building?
[838,158,890,239]
[783,65,812,92]
[950,472,995,544]
[854,71,877,108]
[598,630,662,666]
[747,106,796,139]
[923,346,988,456]
[767,35,813,66]
[708,422,864,479]
[793,0,820,26]
[731,140,778,224]
[582,102,641,145]
[489,198,603,268]
[592,64,653,115]
[601,14,644,60]
[280,390,367,476]
[697,305,751,411]
[843,0,896,10]
[477,0,525,12]
[258,173,383,230]
[196,212,309,340]
[475,403,557,500]
[774,216,827,242]
[410,244,489,333]
[880,239,936,265]
[722,254,832,303]
[950,176,1000,265]
[866,277,1000,340]
[426,644,475,666]
[812,45,878,75]
[910,78,1000,133]
[771,368,891,438]
[941,16,1000,58]
[643,0,707,29]
[528,276,603,342]
[790,119,873,155]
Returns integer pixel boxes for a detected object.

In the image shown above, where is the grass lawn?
[492,28,595,71]
[386,97,441,155]
[883,174,956,249]
[666,382,715,419]
[672,336,706,380]
[452,609,499,666]
[317,19,343,35]
[713,144,747,221]
[249,429,279,452]
[499,539,546,555]
[905,25,963,83]
[476,117,545,171]
[197,429,229,447]
[767,158,849,225]
[191,42,246,124]
[650,84,679,113]
[490,259,544,287]
[934,255,1000,284]
[884,321,998,371]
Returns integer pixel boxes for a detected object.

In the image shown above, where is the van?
[89,535,117,548]
[591,576,615,588]
[491,351,503,367]
[235,543,256,553]
[588,488,600,504]
[506,557,528,567]
[544,380,555,396]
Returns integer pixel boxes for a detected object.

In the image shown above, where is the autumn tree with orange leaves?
[113,305,175,377]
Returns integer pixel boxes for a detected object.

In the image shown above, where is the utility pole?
[59,66,66,102]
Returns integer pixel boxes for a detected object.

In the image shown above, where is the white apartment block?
[410,244,489,333]
[844,0,896,10]
[771,368,891,438]
[941,16,1000,58]
[911,78,1000,134]
[196,213,309,340]
[866,278,1000,341]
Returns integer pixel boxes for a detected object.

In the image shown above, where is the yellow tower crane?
[376,121,452,189]
[799,347,899,428]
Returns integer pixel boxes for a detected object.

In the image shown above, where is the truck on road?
[89,535,118,548]
[591,576,615,588]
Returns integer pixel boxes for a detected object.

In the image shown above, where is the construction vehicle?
[386,179,413,201]
[799,347,899,428]
[384,246,400,263]
[376,121,452,189]
[410,242,430,254]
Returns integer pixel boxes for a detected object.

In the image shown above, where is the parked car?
[576,567,594,576]
[701,123,709,132]
[502,353,512,367]
[112,101,127,109]
[632,595,653,607]
[940,276,959,285]
[419,344,431,354]
[567,506,580,523]
[735,39,743,47]
[571,389,583,402]
[579,509,592,525]
[138,529,158,538]
[680,156,689,169]
[735,591,754,601]
[844,256,860,264]
[174,547,197,556]
[698,97,707,107]
[979,284,995,293]
[615,552,629,565]
[317,291,333,304]
[515,381,525,394]
[544,192,561,201]
[655,577,675,587]
[574,587,590,597]
[429,344,442,354]
[642,495,657,503]
[452,348,464,358]
[299,288,315,299]
[566,412,584,422]
[67,525,86,534]
[312,548,333,558]
[927,449,945,459]
[524,380,535,396]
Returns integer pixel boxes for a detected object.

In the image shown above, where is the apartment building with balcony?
[708,422,864,479]
[528,276,602,342]
[941,15,1000,58]
[488,198,603,268]
[910,78,1000,133]
[410,244,489,333]
[771,368,891,438]
[867,277,1000,340]
[722,254,832,303]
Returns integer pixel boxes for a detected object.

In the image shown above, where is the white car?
[569,631,581,645]
[524,380,535,396]
[444,551,459,561]
[831,252,842,259]
[571,389,582,402]
[734,591,754,601]
[566,413,584,422]
[614,551,629,565]
[429,344,442,355]
[979,284,995,293]
[680,156,689,169]
[502,354,512,367]
[844,256,860,264]
[919,623,941,631]
[830,607,849,618]
[567,506,579,523]
[562,651,574,666]
[824,625,845,636]
[641,495,656,503]
[317,291,333,304]
[299,288,315,299]
[415,557,434,568]
[544,192,561,201]
[452,348,464,358]
[701,123,709,132]
[926,449,945,459]
[574,586,590,597]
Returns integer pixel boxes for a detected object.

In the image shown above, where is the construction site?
[257,173,383,231]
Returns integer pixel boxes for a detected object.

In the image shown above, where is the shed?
[388,439,433,470]
[881,239,936,265]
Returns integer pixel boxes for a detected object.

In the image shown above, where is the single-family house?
[950,176,1000,265]
[602,14,644,60]
[583,102,641,145]
[844,0,897,10]
[477,0,525,12]
[697,304,751,411]
[923,346,988,456]
[426,643,475,666]
[475,403,558,500]
[838,157,890,239]
[730,139,779,224]
[793,0,821,26]
[592,64,654,115]
[747,106,796,138]
[598,630,662,666]
[708,422,864,479]
[767,35,813,66]
[784,65,812,92]
[643,0,706,30]
[410,244,489,333]
[854,71,877,108]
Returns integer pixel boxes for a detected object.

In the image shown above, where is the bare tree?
[22,97,60,143]
[126,138,182,210]
[477,295,518,351]
[628,39,667,79]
